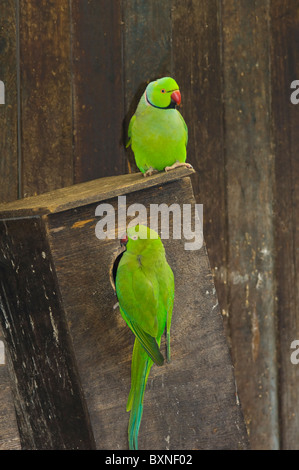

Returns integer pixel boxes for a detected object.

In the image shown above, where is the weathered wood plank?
[19,0,73,196]
[0,0,22,450]
[71,0,126,182]
[0,167,195,218]
[0,217,96,449]
[122,0,172,171]
[271,0,299,450]
[0,0,18,203]
[0,332,20,450]
[45,176,248,450]
[172,0,229,335]
[221,0,278,449]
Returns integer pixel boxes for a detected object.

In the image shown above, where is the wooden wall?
[0,0,299,449]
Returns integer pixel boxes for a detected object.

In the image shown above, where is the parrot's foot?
[143,167,159,177]
[165,161,193,172]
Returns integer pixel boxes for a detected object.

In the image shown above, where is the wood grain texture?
[0,332,20,450]
[0,0,18,203]
[0,0,21,450]
[122,0,172,171]
[271,0,299,450]
[71,0,126,182]
[0,217,96,449]
[221,0,278,449]
[44,176,248,450]
[172,0,229,337]
[19,0,73,196]
[0,167,195,218]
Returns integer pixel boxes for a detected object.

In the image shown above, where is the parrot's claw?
[143,167,159,177]
[165,161,193,172]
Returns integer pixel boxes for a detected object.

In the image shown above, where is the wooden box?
[0,168,248,450]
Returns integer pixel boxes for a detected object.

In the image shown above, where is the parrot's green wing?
[116,261,164,366]
[126,114,136,148]
[120,308,164,366]
[178,111,188,146]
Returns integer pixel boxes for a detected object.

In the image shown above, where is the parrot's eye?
[161,89,166,93]
[131,235,138,241]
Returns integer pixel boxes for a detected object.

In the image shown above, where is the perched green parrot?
[126,77,192,176]
[115,224,175,450]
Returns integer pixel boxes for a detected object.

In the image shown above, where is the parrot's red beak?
[120,234,128,246]
[171,90,181,106]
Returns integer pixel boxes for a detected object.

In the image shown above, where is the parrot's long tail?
[126,338,153,450]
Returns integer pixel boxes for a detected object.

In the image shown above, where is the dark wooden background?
[0,0,299,450]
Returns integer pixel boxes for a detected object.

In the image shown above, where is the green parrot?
[126,77,192,177]
[115,224,175,450]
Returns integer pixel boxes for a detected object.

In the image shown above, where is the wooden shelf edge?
[0,168,195,219]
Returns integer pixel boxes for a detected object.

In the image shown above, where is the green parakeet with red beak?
[115,225,175,450]
[126,77,192,177]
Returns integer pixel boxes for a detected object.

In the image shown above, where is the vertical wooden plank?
[71,0,126,182]
[0,0,18,203]
[221,0,278,449]
[122,0,172,171]
[0,331,20,450]
[271,1,299,450]
[0,218,96,449]
[19,0,73,197]
[172,0,229,336]
[0,0,21,450]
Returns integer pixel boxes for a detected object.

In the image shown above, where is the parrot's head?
[145,77,181,109]
[121,224,163,255]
